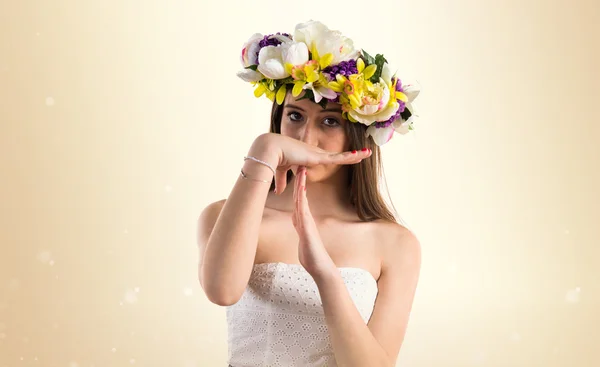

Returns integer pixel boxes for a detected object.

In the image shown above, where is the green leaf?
[400,107,412,122]
[370,54,388,83]
[279,77,294,85]
[245,64,258,71]
[295,89,329,109]
[296,89,314,101]
[361,49,376,65]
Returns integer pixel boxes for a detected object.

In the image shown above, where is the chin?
[293,165,316,178]
[299,166,334,182]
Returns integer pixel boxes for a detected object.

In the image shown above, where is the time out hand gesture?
[291,165,337,279]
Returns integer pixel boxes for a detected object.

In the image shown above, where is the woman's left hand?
[292,166,337,279]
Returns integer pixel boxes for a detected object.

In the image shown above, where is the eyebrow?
[285,103,342,113]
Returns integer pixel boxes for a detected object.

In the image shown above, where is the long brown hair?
[268,91,400,224]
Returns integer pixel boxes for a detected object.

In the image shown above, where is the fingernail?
[351,150,357,153]
[361,148,368,152]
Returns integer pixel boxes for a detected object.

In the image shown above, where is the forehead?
[283,91,342,112]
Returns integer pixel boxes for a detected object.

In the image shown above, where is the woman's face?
[280,90,350,180]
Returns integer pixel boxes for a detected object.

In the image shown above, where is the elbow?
[207,292,241,307]
[199,277,242,306]
[382,351,396,367]
[378,356,394,367]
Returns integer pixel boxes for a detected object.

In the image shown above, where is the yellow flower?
[282,57,336,103]
[356,58,377,80]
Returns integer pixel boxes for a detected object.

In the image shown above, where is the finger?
[295,165,305,204]
[299,168,312,229]
[274,168,288,195]
[301,164,307,188]
[300,169,307,217]
[296,168,304,225]
[293,166,298,203]
[327,148,372,165]
[296,167,305,211]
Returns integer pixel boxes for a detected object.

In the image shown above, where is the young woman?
[197,20,422,367]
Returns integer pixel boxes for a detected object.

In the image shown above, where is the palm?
[291,166,336,278]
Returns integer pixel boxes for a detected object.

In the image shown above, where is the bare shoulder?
[376,221,421,270]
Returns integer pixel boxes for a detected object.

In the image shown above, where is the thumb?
[274,168,288,195]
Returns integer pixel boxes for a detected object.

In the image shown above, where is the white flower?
[364,81,421,146]
[381,63,394,84]
[395,82,421,129]
[240,33,263,68]
[314,30,360,64]
[365,124,396,146]
[293,20,330,51]
[237,33,265,82]
[294,20,359,64]
[256,42,309,80]
[392,119,411,134]
[282,42,310,66]
[302,82,337,103]
[348,78,399,126]
[236,69,264,82]
[401,82,421,105]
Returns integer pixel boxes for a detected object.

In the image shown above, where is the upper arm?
[196,199,226,289]
[367,225,422,365]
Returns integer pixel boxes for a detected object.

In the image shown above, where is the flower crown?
[237,20,421,147]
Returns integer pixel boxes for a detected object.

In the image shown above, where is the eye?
[286,111,340,127]
[287,112,303,122]
[323,117,341,127]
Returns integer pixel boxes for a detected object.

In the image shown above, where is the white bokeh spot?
[124,289,138,304]
[510,331,521,342]
[37,250,53,264]
[565,287,581,303]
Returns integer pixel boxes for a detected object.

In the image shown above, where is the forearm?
[202,135,280,305]
[314,270,392,367]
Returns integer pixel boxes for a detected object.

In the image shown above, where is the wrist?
[241,136,279,183]
[249,134,280,169]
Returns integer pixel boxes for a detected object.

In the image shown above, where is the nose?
[299,122,318,147]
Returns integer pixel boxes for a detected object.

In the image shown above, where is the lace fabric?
[225,262,379,367]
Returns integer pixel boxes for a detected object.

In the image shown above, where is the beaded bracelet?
[240,156,275,183]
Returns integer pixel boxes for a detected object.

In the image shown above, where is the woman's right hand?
[255,133,372,195]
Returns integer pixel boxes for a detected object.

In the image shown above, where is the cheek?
[279,123,291,136]
[279,119,297,135]
[326,131,349,151]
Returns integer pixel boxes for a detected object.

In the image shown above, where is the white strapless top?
[225,262,379,367]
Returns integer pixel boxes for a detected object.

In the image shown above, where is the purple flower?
[393,77,404,92]
[258,32,292,48]
[255,33,292,62]
[373,100,406,128]
[322,59,358,79]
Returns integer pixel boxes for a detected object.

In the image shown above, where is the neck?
[266,166,354,218]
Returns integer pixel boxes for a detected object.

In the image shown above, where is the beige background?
[1,0,599,366]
